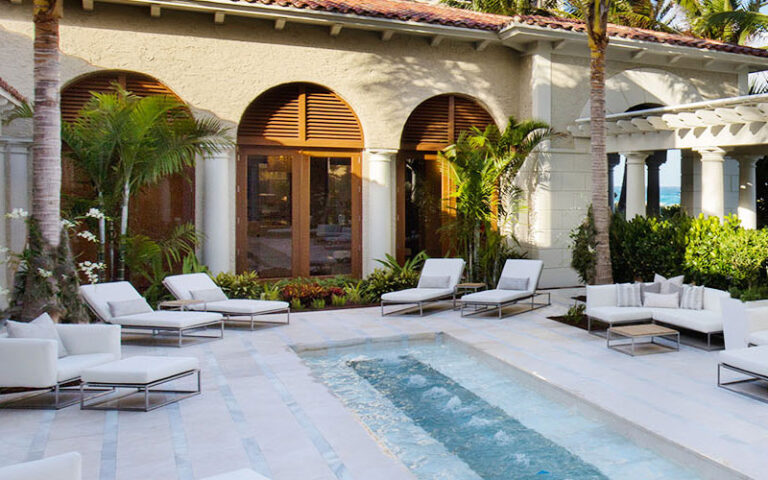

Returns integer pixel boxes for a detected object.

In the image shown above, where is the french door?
[237,148,361,278]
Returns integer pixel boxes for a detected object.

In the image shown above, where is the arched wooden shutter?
[401,94,495,151]
[238,83,363,148]
[62,71,180,122]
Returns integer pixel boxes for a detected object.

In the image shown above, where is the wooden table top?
[158,299,204,308]
[457,283,486,288]
[610,324,678,337]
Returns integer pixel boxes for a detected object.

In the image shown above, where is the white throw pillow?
[108,298,153,318]
[497,277,529,291]
[190,287,228,302]
[643,292,679,308]
[653,274,685,294]
[616,283,642,307]
[6,313,69,358]
[680,285,705,310]
[417,275,451,289]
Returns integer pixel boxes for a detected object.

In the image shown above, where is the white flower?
[77,231,98,243]
[5,208,29,219]
[37,268,52,278]
[61,219,77,229]
[85,208,105,220]
[0,247,8,255]
[0,287,9,296]
[78,261,105,284]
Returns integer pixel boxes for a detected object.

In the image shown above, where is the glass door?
[401,152,447,259]
[309,156,353,275]
[242,153,293,277]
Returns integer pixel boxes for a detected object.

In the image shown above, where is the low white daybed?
[380,258,465,316]
[80,282,224,347]
[163,273,289,328]
[459,259,549,318]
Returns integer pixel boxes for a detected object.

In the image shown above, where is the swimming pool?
[299,334,712,480]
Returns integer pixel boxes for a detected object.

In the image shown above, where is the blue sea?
[612,186,680,206]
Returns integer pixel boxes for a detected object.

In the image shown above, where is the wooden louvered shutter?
[400,95,495,151]
[61,71,180,122]
[238,84,363,148]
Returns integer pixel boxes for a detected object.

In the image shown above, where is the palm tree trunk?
[117,179,130,281]
[589,45,614,285]
[31,0,62,248]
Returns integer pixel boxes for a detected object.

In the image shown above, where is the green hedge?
[571,210,768,298]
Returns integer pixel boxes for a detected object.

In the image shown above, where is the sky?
[612,150,682,189]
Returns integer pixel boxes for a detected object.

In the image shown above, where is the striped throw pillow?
[616,283,642,307]
[680,285,705,310]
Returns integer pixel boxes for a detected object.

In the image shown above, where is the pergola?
[569,94,768,227]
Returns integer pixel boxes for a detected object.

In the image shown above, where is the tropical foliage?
[440,117,549,285]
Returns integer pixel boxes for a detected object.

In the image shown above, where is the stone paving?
[1,288,767,479]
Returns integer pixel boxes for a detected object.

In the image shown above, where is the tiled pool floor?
[1,288,766,479]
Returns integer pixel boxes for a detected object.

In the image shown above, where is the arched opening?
[61,70,195,271]
[397,94,496,261]
[237,83,364,278]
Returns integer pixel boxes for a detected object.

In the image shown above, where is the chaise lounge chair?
[380,258,465,316]
[163,273,290,328]
[718,345,768,404]
[458,259,549,318]
[80,282,224,347]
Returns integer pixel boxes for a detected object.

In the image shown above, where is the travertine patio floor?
[1,288,767,479]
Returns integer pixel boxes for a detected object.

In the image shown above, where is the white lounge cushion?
[680,285,704,310]
[81,355,199,385]
[653,274,684,294]
[497,277,529,291]
[202,469,270,480]
[188,299,289,315]
[720,346,768,378]
[653,308,722,333]
[0,452,81,480]
[643,292,679,308]
[497,259,543,294]
[616,283,642,307]
[111,311,222,328]
[57,353,117,382]
[461,289,530,304]
[6,313,68,358]
[748,330,768,346]
[164,273,224,300]
[381,288,455,303]
[586,306,652,323]
[417,275,452,289]
[191,287,228,303]
[108,298,152,318]
[80,281,145,322]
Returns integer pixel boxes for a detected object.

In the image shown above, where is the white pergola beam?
[630,118,656,131]
[734,105,765,122]
[713,107,744,123]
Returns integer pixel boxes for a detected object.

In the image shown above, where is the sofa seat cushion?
[57,353,117,382]
[461,289,530,304]
[748,330,768,346]
[720,346,768,378]
[652,309,722,333]
[586,306,652,324]
[81,355,199,385]
[110,311,222,329]
[189,300,289,315]
[381,288,454,303]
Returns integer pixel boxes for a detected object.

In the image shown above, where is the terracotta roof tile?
[0,76,25,103]
[225,0,768,58]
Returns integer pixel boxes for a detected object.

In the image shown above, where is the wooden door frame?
[236,146,362,278]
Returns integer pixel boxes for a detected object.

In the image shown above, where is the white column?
[7,141,31,254]
[738,156,759,229]
[363,149,396,276]
[696,147,727,219]
[202,148,233,274]
[622,152,648,219]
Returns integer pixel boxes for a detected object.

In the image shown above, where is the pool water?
[300,335,701,480]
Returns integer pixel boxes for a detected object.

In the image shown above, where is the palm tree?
[575,0,615,285]
[63,87,231,280]
[441,0,557,16]
[441,118,551,283]
[681,0,768,44]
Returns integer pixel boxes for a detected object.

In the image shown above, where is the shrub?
[343,281,371,305]
[260,282,281,301]
[362,268,419,301]
[279,279,345,307]
[570,206,597,285]
[331,294,347,307]
[214,271,262,299]
[310,298,326,309]
[290,298,304,311]
[563,303,586,324]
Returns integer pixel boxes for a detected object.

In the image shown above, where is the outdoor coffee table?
[80,356,200,411]
[158,299,205,311]
[607,324,680,356]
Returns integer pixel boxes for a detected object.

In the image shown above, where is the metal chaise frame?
[80,368,201,412]
[206,306,290,329]
[0,376,112,410]
[381,292,458,317]
[718,362,768,404]
[460,291,551,319]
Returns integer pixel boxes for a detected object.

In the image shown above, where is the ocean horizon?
[613,186,680,206]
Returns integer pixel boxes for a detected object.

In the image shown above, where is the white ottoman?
[80,356,200,411]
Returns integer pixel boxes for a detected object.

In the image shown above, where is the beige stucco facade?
[1,0,765,297]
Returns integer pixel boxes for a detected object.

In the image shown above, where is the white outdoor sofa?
[163,273,290,328]
[381,258,465,316]
[0,324,120,409]
[586,283,730,350]
[721,298,768,349]
[80,282,224,347]
[0,452,81,480]
[459,259,550,318]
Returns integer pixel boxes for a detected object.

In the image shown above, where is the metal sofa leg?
[178,329,183,348]
[419,303,423,316]
[587,316,592,332]
[287,308,291,325]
